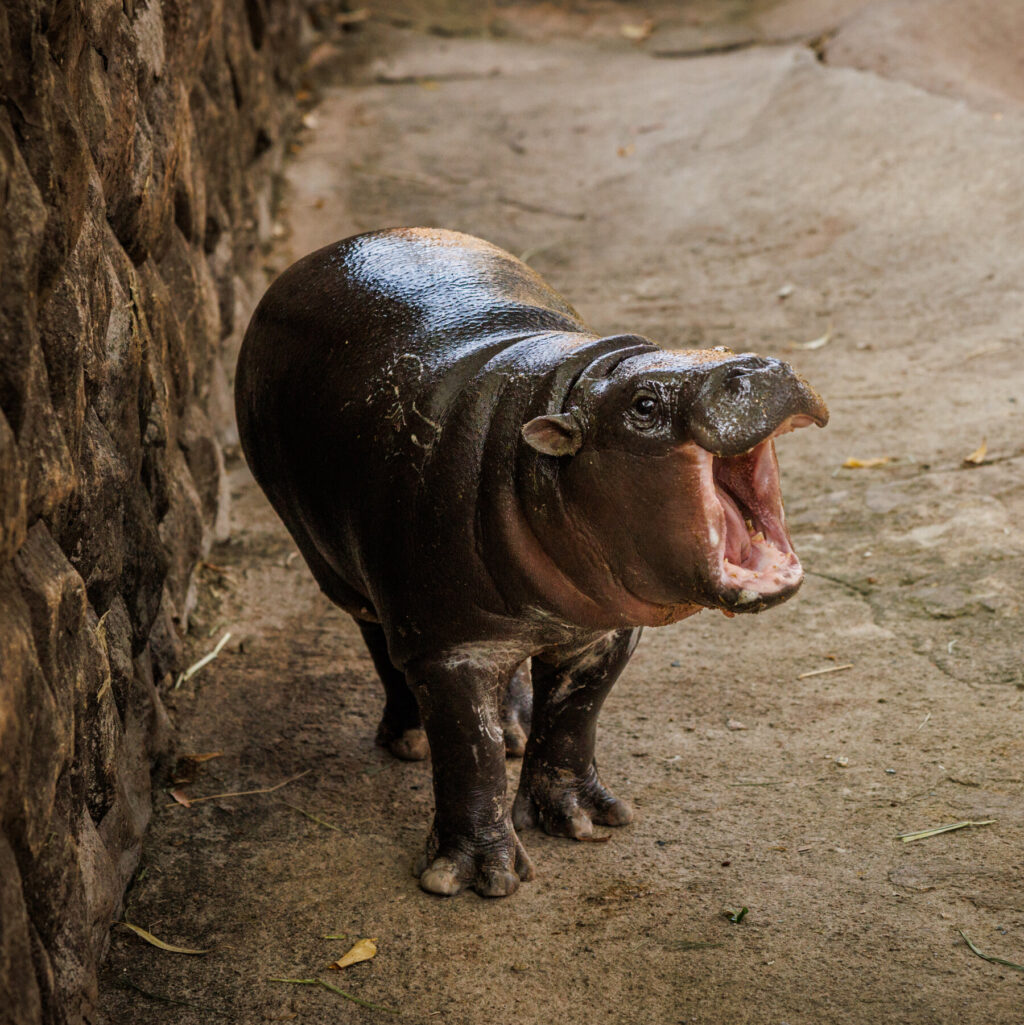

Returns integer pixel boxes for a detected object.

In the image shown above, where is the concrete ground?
[100,2,1024,1023]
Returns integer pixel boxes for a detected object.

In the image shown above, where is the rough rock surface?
[0,2,322,1022]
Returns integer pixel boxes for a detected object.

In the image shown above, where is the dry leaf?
[620,20,654,42]
[183,752,223,763]
[335,7,371,25]
[116,922,210,955]
[169,788,193,808]
[790,324,832,350]
[842,457,892,469]
[726,719,748,731]
[963,439,988,465]
[616,143,635,158]
[332,937,378,970]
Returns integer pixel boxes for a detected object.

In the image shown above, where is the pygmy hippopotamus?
[235,228,828,898]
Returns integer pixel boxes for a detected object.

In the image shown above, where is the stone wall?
[0,2,326,1022]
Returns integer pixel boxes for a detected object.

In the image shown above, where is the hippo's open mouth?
[698,416,813,610]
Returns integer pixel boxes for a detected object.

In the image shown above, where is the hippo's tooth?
[736,589,759,605]
[751,531,765,543]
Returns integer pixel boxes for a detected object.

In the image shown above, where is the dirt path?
[101,4,1023,1023]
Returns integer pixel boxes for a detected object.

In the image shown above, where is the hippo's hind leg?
[275,521,429,760]
[500,661,533,758]
[406,649,535,898]
[357,621,431,762]
[512,629,640,839]
[358,625,531,764]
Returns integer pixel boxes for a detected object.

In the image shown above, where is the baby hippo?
[235,228,828,897]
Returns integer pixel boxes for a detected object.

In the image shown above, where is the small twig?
[122,979,234,1016]
[518,241,560,265]
[281,801,342,832]
[959,931,1024,972]
[962,342,1008,362]
[828,390,904,401]
[947,776,981,788]
[727,780,787,787]
[797,663,854,680]
[896,819,996,843]
[175,631,232,689]
[915,712,932,732]
[187,770,311,805]
[269,977,397,1013]
[916,450,1023,476]
[803,570,872,597]
[497,194,586,221]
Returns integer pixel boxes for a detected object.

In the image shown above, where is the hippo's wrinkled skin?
[235,228,828,898]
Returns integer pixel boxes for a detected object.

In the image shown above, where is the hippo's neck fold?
[471,334,701,633]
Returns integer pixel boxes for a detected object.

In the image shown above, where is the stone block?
[0,0,321,1019]
[0,835,42,1025]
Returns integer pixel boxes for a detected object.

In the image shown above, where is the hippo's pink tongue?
[717,485,751,564]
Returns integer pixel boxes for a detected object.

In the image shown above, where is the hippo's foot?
[500,661,533,758]
[512,763,634,839]
[413,823,535,898]
[375,719,430,762]
[502,721,528,758]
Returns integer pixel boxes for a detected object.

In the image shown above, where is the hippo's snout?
[689,356,829,457]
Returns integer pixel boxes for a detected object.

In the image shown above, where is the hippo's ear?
[522,413,582,457]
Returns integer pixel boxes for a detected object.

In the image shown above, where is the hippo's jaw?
[696,420,808,612]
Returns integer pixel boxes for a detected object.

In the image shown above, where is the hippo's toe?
[502,721,528,758]
[413,826,534,898]
[389,728,430,761]
[513,763,634,839]
[418,858,465,896]
[376,721,430,761]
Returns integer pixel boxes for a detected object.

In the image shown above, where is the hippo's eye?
[631,394,657,418]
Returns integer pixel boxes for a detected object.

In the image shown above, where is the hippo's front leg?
[513,629,640,839]
[406,650,535,897]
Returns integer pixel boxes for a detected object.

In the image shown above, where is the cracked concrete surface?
[101,3,1023,1023]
